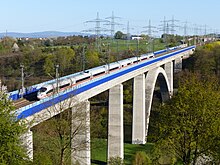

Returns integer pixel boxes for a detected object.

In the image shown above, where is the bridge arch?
[145,67,171,138]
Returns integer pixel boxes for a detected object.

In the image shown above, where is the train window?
[76,76,90,83]
[39,87,47,93]
[46,89,53,94]
[94,71,105,77]
[110,67,119,71]
[60,83,70,89]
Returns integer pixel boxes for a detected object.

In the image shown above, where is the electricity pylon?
[105,11,122,38]
[142,20,157,52]
[83,12,110,51]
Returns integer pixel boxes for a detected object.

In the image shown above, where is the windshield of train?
[38,87,47,93]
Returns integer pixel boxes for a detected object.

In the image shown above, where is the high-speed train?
[37,44,186,99]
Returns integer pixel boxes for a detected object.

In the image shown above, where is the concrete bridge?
[12,45,195,164]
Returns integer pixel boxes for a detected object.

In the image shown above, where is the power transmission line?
[158,17,169,48]
[184,21,189,36]
[83,12,110,51]
[158,16,168,35]
[83,12,109,36]
[105,11,122,38]
[142,20,157,52]
[179,21,193,44]
[142,20,157,37]
[125,21,134,50]
[167,16,179,34]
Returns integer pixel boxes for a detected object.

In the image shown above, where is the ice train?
[37,45,186,99]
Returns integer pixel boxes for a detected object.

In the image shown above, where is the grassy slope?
[91,138,154,165]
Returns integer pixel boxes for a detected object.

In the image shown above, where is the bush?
[108,156,124,165]
[132,151,151,165]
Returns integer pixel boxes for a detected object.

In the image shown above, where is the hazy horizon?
[1,0,220,36]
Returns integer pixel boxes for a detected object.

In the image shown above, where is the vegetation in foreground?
[0,81,30,164]
[154,72,220,164]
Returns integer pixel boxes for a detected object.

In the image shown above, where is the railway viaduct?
[11,45,195,164]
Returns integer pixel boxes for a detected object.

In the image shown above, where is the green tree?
[33,99,90,165]
[86,49,100,68]
[21,46,43,77]
[157,72,220,164]
[0,81,29,164]
[192,48,215,75]
[187,43,220,77]
[108,156,124,165]
[132,151,151,165]
[90,107,107,139]
[54,47,75,75]
[43,47,75,77]
[114,31,124,39]
[44,39,53,47]
[43,54,55,76]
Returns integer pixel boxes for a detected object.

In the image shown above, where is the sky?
[0,0,220,36]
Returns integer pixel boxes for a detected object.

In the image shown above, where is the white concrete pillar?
[164,62,173,96]
[108,84,123,160]
[145,70,156,140]
[21,129,33,160]
[174,57,182,73]
[132,74,146,144]
[71,101,90,165]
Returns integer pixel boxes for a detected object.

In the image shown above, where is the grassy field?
[100,38,166,53]
[91,138,155,165]
[50,38,166,55]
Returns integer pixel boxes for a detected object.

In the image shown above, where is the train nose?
[37,94,44,99]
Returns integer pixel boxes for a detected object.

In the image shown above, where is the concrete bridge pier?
[132,74,146,144]
[71,101,90,165]
[21,129,33,160]
[108,84,124,160]
[164,61,174,96]
[174,57,182,73]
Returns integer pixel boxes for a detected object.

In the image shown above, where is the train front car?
[37,86,49,99]
[37,84,54,99]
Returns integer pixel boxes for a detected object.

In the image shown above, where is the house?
[131,36,144,40]
[12,42,19,52]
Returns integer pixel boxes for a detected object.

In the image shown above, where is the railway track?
[13,98,36,109]
[13,91,39,109]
